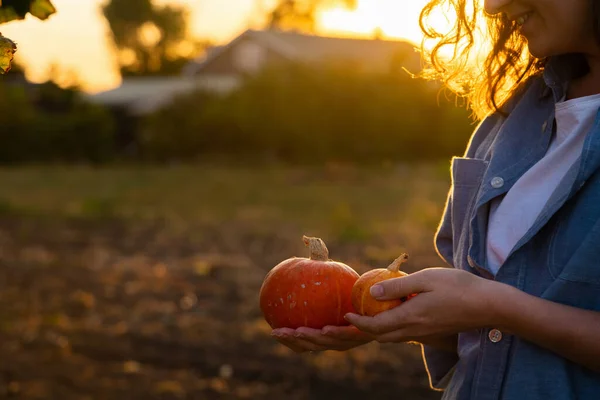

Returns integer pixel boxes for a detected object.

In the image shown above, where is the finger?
[273,326,366,341]
[272,336,311,353]
[272,328,343,352]
[294,327,322,336]
[321,325,374,341]
[343,313,381,335]
[272,331,327,352]
[344,308,409,335]
[272,328,297,337]
[271,328,304,352]
[370,271,430,301]
[294,327,368,348]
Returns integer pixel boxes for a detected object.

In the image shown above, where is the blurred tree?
[102,0,205,76]
[0,0,56,74]
[261,0,356,33]
[0,78,116,164]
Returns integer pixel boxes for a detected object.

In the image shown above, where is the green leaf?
[29,0,55,20]
[0,0,56,23]
[0,7,20,23]
[0,33,16,74]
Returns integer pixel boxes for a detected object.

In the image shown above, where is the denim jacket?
[424,55,600,400]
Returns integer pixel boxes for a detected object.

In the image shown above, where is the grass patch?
[0,162,451,241]
[79,196,119,219]
[0,198,18,216]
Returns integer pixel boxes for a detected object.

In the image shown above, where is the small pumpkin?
[351,253,415,316]
[259,236,359,329]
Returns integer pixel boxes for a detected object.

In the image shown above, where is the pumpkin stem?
[302,235,330,261]
[387,253,409,272]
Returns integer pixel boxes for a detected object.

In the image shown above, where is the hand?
[271,325,373,353]
[344,268,504,344]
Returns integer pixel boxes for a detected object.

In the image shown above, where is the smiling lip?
[508,11,532,25]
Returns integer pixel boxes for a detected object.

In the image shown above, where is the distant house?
[85,76,202,116]
[87,29,421,116]
[182,28,421,89]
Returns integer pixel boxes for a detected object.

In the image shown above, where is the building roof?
[86,77,198,105]
[183,29,421,76]
[88,30,422,115]
[84,76,201,114]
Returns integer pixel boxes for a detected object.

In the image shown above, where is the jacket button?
[491,176,504,189]
[489,329,503,343]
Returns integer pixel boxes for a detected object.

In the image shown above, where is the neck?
[568,53,600,99]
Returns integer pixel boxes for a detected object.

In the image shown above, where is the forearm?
[491,283,600,372]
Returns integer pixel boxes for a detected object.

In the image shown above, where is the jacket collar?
[542,54,589,102]
[468,54,600,275]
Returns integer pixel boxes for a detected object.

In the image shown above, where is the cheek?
[562,22,596,52]
[526,11,594,57]
[561,4,597,48]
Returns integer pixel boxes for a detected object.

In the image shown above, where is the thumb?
[370,272,427,301]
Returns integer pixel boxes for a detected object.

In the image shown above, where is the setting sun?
[317,0,451,44]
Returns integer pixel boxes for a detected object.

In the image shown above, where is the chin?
[525,40,555,59]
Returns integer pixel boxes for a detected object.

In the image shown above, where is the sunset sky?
[1,0,434,93]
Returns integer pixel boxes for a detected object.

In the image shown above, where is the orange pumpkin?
[351,253,415,316]
[259,236,359,329]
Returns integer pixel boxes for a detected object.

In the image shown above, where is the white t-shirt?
[486,92,600,275]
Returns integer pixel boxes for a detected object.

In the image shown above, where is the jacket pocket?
[451,157,489,189]
[546,179,600,285]
[450,157,488,228]
[449,157,489,263]
[548,216,600,285]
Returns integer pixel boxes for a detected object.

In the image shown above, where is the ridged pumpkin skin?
[259,236,359,329]
[351,254,414,317]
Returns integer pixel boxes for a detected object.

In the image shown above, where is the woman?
[271,0,600,398]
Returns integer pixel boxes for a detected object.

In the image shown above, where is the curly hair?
[418,0,553,120]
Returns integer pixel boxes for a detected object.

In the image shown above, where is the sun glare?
[317,0,453,45]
